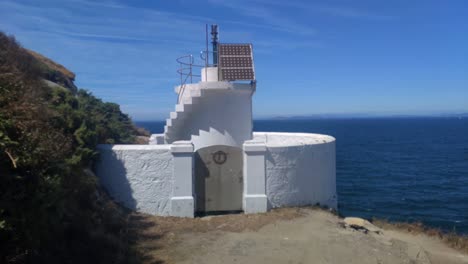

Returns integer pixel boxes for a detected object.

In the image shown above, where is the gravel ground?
[127,207,468,264]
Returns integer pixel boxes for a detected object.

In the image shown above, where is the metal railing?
[176,51,217,103]
[176,54,201,104]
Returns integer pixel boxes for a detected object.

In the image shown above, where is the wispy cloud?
[0,0,213,119]
[217,0,395,21]
[5,0,448,120]
[208,0,316,36]
[0,0,326,119]
[67,0,127,9]
[316,6,395,20]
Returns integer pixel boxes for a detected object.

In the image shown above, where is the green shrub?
[0,31,142,263]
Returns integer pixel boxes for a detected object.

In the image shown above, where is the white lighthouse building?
[96,25,337,217]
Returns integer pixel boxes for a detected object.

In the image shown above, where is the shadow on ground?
[125,213,167,264]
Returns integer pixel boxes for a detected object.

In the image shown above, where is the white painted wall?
[201,67,219,82]
[96,132,336,217]
[189,89,253,150]
[173,81,255,151]
[253,132,337,209]
[95,145,174,216]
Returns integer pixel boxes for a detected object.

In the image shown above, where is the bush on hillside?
[0,31,142,263]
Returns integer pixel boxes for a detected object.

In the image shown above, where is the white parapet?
[254,132,337,209]
[95,144,174,215]
[95,142,195,218]
[95,132,336,217]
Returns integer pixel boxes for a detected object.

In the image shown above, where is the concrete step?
[191,128,207,141]
[172,110,190,121]
[176,103,193,113]
[165,133,177,141]
[171,111,187,120]
[167,118,182,128]
[164,88,207,143]
[190,89,202,97]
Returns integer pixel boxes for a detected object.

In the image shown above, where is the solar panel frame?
[218,43,255,81]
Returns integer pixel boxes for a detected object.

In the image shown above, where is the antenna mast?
[211,24,219,66]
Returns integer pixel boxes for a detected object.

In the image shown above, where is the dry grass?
[127,207,467,263]
[127,207,308,263]
[26,49,75,79]
[372,219,468,254]
[131,207,306,236]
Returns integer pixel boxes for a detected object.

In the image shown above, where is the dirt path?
[130,208,468,264]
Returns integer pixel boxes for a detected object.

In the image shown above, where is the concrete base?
[243,194,268,213]
[170,196,194,217]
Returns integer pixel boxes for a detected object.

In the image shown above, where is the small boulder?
[343,217,382,234]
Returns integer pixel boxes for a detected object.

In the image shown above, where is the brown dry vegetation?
[127,207,307,263]
[127,207,468,264]
[372,219,468,254]
[26,49,75,80]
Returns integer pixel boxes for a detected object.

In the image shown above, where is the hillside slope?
[0,31,147,263]
[26,49,78,92]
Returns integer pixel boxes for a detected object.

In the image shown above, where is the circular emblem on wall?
[212,150,227,165]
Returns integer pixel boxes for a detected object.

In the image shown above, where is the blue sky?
[1,0,467,120]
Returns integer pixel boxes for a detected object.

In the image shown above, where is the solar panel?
[218,44,251,56]
[220,68,255,80]
[218,43,255,81]
[219,57,253,68]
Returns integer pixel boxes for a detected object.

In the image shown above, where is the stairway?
[164,81,254,148]
[164,88,203,143]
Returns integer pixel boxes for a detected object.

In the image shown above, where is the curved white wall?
[177,82,254,151]
[95,145,173,216]
[189,89,253,150]
[253,132,337,209]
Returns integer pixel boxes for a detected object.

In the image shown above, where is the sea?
[136,117,468,234]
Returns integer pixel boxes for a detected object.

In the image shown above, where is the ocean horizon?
[136,117,468,234]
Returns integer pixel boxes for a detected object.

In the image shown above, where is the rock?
[135,136,150,144]
[343,217,382,234]
[26,49,78,93]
